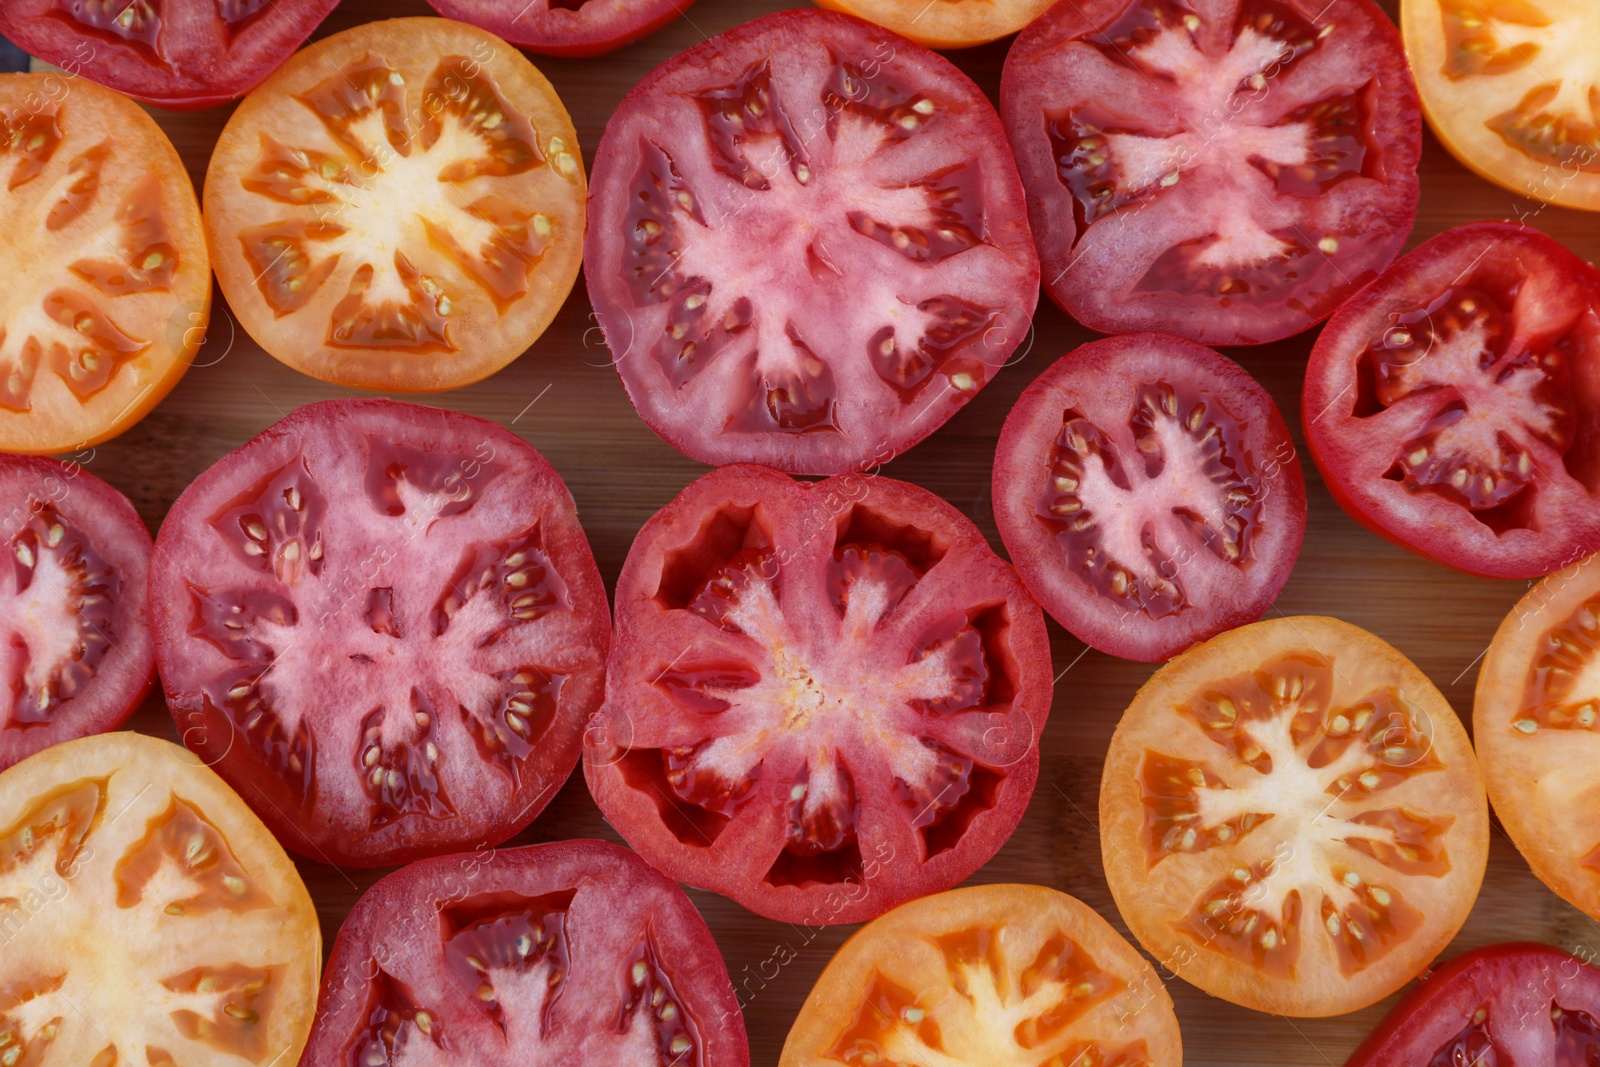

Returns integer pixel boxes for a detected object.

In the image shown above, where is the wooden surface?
[48,0,1600,1062]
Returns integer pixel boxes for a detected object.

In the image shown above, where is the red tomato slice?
[1001,0,1421,345]
[993,333,1305,662]
[1101,616,1489,1017]
[1474,552,1600,921]
[780,884,1182,1067]
[1346,942,1600,1066]
[1304,221,1600,579]
[0,455,153,771]
[585,8,1041,475]
[302,840,749,1067]
[422,0,697,57]
[584,464,1054,925]
[148,399,611,867]
[0,0,337,109]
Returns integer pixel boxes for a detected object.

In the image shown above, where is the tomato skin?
[1304,221,1600,579]
[423,0,697,56]
[0,0,338,109]
[1001,0,1422,346]
[993,333,1306,662]
[780,884,1182,1067]
[585,464,1053,926]
[585,8,1040,475]
[0,455,153,771]
[1346,943,1600,1066]
[150,399,611,867]
[303,839,750,1067]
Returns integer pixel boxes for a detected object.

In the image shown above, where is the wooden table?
[63,0,1600,1062]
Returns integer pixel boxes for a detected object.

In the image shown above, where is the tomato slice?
[813,0,1057,48]
[0,456,152,771]
[204,17,586,393]
[0,0,336,109]
[1347,942,1600,1066]
[993,333,1305,662]
[585,8,1041,475]
[1474,551,1600,920]
[1401,0,1600,211]
[780,883,1181,1066]
[1304,221,1600,579]
[302,839,749,1067]
[1001,0,1421,346]
[0,74,209,454]
[584,464,1053,925]
[0,732,320,1065]
[1101,615,1489,1017]
[422,0,697,57]
[148,399,611,867]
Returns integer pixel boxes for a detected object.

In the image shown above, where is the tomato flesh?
[1402,0,1600,211]
[585,464,1052,925]
[0,733,320,1066]
[422,0,696,56]
[780,884,1182,1067]
[0,74,209,453]
[149,399,610,867]
[1304,221,1600,578]
[205,17,587,393]
[993,333,1305,661]
[813,0,1057,48]
[586,9,1040,474]
[1100,616,1489,1017]
[1002,0,1421,345]
[1346,943,1600,1066]
[302,840,749,1067]
[0,457,153,771]
[0,0,337,109]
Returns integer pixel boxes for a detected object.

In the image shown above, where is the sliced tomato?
[1347,942,1600,1066]
[0,0,336,109]
[0,732,321,1065]
[780,884,1182,1066]
[813,0,1057,48]
[993,333,1305,662]
[1401,0,1600,211]
[0,73,209,454]
[583,464,1053,925]
[0,456,152,771]
[1304,221,1600,579]
[148,399,611,867]
[585,8,1040,475]
[204,17,586,393]
[422,0,696,57]
[1101,615,1489,1017]
[1474,551,1600,920]
[302,839,749,1067]
[1001,0,1421,345]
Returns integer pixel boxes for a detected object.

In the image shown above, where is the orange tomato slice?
[0,74,209,453]
[815,0,1056,48]
[780,883,1182,1066]
[205,17,586,392]
[1401,0,1600,210]
[1102,616,1489,1017]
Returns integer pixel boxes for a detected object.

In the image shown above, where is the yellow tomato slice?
[1101,616,1489,1017]
[1476,552,1600,920]
[780,883,1182,1066]
[205,17,586,393]
[0,732,320,1065]
[0,74,209,453]
[1402,0,1600,210]
[815,0,1056,48]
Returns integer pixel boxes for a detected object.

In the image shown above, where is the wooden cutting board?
[55,0,1600,1062]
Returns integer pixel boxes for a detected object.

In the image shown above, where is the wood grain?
[50,0,1600,1063]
